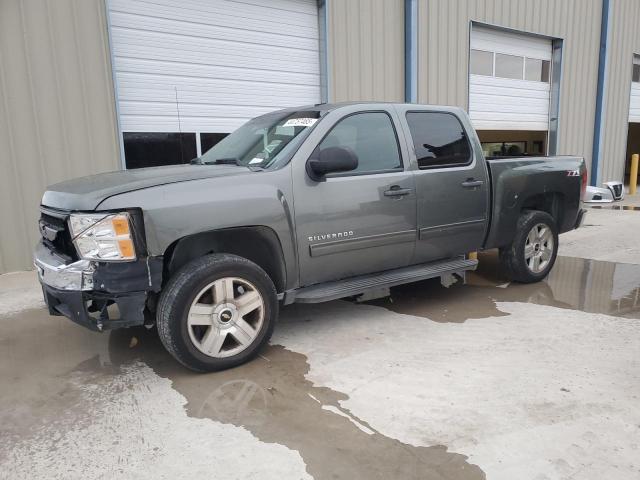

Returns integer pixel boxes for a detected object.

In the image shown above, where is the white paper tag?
[249,157,264,164]
[282,117,318,127]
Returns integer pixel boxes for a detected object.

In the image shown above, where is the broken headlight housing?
[69,213,136,261]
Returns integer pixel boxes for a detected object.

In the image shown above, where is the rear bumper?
[34,241,162,331]
[574,209,587,229]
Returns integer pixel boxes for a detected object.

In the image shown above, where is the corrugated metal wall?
[0,0,119,274]
[327,0,405,102]
[600,0,640,182]
[417,0,602,180]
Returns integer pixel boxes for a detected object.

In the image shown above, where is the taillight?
[567,168,588,200]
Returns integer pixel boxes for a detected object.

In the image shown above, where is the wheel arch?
[485,190,566,249]
[164,226,287,293]
[520,191,566,228]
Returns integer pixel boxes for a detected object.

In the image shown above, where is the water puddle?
[368,252,640,322]
[107,330,486,480]
[0,305,485,480]
[4,252,640,478]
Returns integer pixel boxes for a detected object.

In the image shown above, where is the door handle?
[461,179,484,188]
[384,186,413,197]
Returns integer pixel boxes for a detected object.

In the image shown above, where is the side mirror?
[306,146,358,181]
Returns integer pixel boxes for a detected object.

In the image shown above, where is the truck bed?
[483,155,586,249]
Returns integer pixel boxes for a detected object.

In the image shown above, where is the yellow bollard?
[630,154,639,195]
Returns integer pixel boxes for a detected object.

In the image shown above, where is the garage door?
[630,56,640,123]
[106,0,321,167]
[469,26,552,131]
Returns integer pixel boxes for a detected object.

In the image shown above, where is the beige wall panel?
[600,0,640,182]
[328,0,405,102]
[0,0,119,273]
[418,0,602,181]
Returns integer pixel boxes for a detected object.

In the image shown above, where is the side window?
[405,112,472,169]
[319,112,402,174]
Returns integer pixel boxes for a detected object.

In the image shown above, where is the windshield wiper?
[204,157,240,166]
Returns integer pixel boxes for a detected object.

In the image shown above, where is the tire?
[499,210,559,284]
[157,253,277,372]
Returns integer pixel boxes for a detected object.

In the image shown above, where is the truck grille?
[39,207,78,262]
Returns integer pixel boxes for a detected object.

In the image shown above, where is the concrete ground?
[1,207,640,480]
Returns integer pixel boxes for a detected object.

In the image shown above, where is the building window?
[495,53,524,80]
[633,64,640,83]
[470,49,550,83]
[525,58,551,82]
[470,49,494,76]
[319,112,402,174]
[123,132,197,169]
[405,112,472,169]
[200,133,228,154]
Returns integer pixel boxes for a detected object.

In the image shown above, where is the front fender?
[97,167,298,289]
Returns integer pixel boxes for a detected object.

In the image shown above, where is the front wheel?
[500,210,559,283]
[157,254,277,372]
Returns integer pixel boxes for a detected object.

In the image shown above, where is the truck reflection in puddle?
[369,252,640,322]
[107,332,486,480]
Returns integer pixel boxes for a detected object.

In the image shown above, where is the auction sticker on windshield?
[283,118,318,127]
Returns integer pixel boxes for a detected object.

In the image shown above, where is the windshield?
[199,110,322,169]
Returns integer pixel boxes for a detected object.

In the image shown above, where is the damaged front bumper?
[34,241,162,331]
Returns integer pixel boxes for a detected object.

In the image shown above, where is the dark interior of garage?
[476,130,548,157]
[625,123,640,184]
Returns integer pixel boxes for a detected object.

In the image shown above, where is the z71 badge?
[308,231,354,242]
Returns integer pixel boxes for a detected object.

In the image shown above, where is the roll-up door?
[106,0,321,167]
[469,26,552,131]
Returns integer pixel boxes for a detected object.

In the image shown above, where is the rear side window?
[319,112,402,174]
[405,112,472,169]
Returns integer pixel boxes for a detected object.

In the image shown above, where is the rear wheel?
[157,254,277,372]
[500,210,558,283]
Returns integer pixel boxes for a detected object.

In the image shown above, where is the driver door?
[292,109,417,286]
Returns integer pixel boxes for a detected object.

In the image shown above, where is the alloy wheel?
[187,277,264,358]
[524,223,554,274]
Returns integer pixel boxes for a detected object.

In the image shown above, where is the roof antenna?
[174,86,185,164]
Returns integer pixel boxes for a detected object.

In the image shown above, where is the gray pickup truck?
[35,103,586,371]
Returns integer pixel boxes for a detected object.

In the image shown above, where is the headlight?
[69,213,136,261]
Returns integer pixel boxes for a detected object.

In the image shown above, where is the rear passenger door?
[400,109,490,263]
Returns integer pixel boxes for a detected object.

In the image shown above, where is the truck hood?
[41,164,252,211]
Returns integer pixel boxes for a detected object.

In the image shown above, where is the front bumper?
[34,242,162,331]
[34,241,95,291]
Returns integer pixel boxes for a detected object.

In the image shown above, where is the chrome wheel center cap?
[214,303,237,327]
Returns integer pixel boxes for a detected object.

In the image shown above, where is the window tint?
[318,112,401,174]
[405,112,472,169]
[633,63,640,83]
[495,53,524,79]
[525,58,551,82]
[470,49,493,76]
[124,132,196,169]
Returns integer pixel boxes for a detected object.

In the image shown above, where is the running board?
[285,257,478,304]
